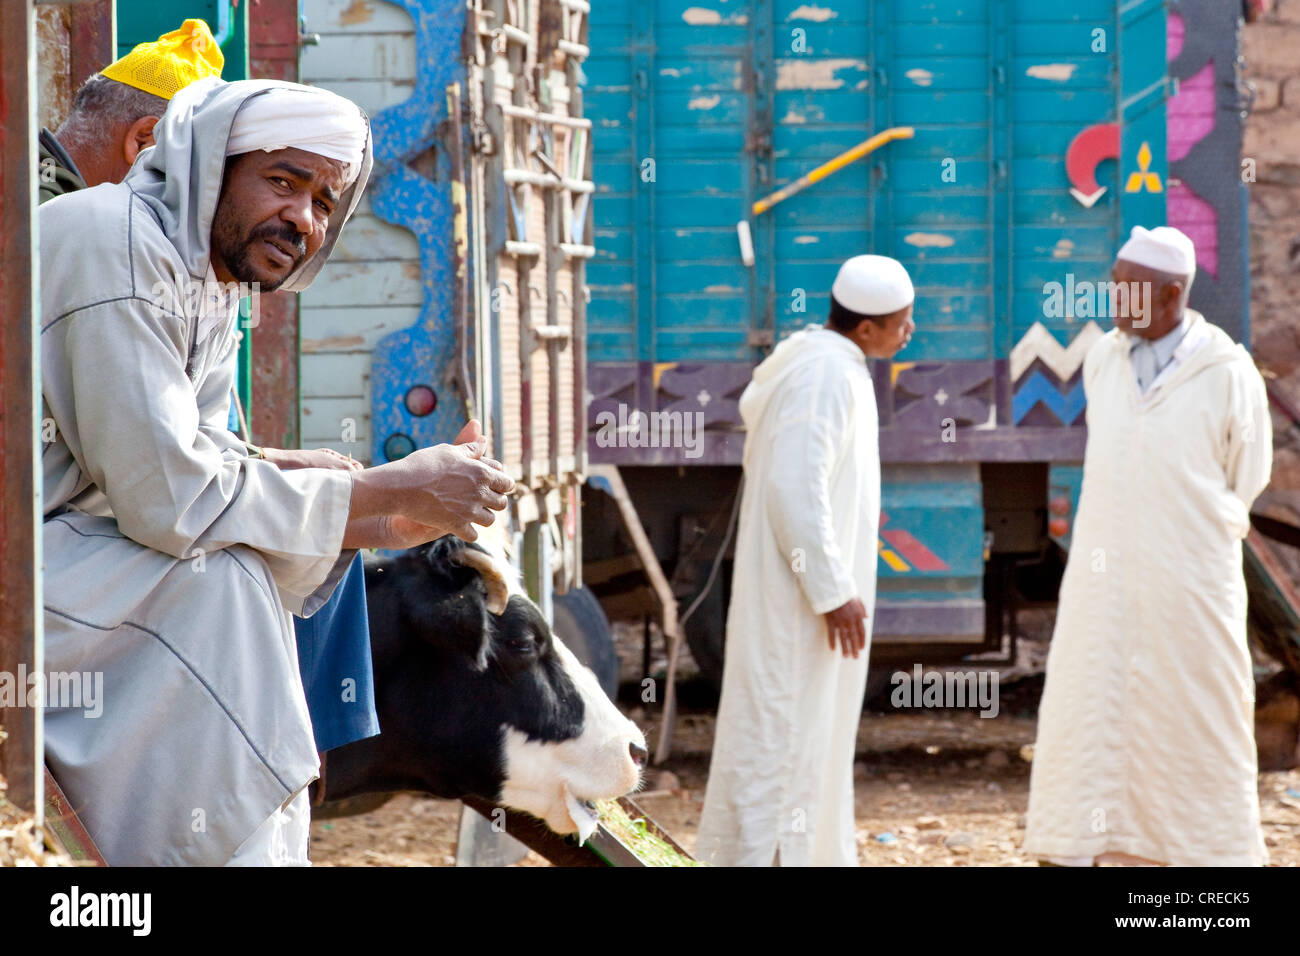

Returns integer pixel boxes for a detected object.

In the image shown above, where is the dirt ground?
[309,697,1300,867]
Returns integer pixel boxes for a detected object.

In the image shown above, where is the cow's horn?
[452,547,509,615]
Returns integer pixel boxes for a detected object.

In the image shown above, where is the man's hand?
[344,514,445,550]
[824,597,868,659]
[262,447,363,471]
[346,419,515,544]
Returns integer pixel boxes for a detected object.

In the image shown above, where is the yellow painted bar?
[879,546,910,573]
[751,126,915,217]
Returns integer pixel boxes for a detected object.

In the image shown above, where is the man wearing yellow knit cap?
[39,18,223,202]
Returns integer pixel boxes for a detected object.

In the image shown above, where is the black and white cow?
[318,535,647,839]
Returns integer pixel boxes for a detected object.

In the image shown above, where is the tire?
[864,668,895,708]
[552,586,619,700]
[683,559,729,691]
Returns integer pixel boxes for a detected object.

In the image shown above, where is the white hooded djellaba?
[696,324,880,867]
[39,78,371,865]
[1023,310,1273,866]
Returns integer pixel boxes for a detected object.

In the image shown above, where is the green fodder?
[596,799,707,867]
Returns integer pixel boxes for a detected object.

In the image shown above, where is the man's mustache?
[248,222,307,262]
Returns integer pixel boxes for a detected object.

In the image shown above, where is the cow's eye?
[505,634,537,657]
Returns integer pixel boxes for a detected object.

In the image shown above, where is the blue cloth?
[228,384,378,752]
[293,552,381,752]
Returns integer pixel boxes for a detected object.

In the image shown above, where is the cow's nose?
[629,741,648,768]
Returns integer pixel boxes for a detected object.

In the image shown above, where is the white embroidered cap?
[1116,225,1196,277]
[831,254,915,315]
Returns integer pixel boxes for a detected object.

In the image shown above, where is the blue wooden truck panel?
[584,0,1173,637]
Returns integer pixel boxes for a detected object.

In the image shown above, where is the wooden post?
[248,0,302,449]
[0,0,43,816]
[66,0,114,90]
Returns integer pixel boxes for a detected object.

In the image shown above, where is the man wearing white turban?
[696,255,916,866]
[1024,225,1273,866]
[39,78,514,865]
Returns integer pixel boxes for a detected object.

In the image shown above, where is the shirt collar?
[201,266,243,313]
[1127,310,1190,355]
[1135,310,1210,400]
[195,266,242,352]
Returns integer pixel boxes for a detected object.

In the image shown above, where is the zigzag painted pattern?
[1012,370,1086,425]
[1009,321,1104,382]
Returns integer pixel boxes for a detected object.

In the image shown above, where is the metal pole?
[0,0,44,817]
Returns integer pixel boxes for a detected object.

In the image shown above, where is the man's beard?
[212,219,307,292]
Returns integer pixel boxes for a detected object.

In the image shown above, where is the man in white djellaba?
[40,77,514,866]
[696,254,916,866]
[1024,225,1273,867]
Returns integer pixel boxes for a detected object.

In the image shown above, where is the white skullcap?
[831,254,915,315]
[227,86,368,185]
[1116,225,1196,277]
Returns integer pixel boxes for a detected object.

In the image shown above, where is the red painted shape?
[405,384,437,416]
[1066,122,1120,203]
[881,529,950,572]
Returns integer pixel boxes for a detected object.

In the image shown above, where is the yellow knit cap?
[101,18,224,100]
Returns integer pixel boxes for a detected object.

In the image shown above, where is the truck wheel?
[683,559,729,691]
[553,586,619,700]
[864,668,895,708]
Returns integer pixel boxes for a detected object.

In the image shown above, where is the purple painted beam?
[590,426,1088,467]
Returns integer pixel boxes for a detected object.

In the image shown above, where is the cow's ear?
[421,536,471,587]
[448,548,509,615]
[419,537,494,670]
[429,536,509,615]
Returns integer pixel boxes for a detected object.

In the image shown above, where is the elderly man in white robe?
[39,77,514,866]
[696,255,916,866]
[1024,226,1273,867]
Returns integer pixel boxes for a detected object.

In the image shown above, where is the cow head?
[341,536,647,840]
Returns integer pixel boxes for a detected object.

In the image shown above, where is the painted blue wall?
[586,0,1167,364]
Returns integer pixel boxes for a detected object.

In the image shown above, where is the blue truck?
[121,0,1251,694]
[577,0,1252,686]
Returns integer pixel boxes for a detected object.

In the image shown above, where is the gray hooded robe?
[39,78,372,865]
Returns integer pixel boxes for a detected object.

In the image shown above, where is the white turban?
[1116,225,1196,277]
[226,85,368,185]
[831,254,915,315]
